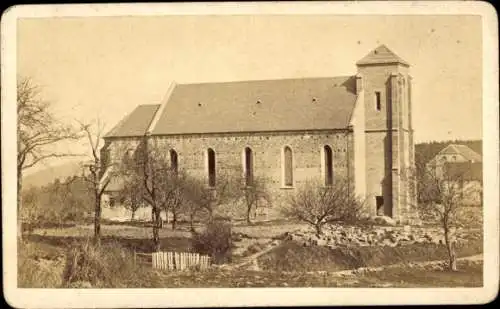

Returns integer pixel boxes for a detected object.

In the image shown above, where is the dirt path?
[231,240,282,270]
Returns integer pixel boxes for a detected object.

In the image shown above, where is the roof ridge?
[147,81,177,135]
[448,144,461,153]
[438,144,456,154]
[176,75,354,86]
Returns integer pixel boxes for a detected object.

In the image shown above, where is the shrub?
[191,217,232,264]
[61,239,153,288]
[281,178,365,235]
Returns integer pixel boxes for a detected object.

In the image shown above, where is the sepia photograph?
[2,2,498,308]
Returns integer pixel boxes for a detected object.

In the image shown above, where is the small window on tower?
[375,91,381,111]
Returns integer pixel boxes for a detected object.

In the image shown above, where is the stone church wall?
[102,130,355,220]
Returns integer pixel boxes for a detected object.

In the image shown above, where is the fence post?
[133,250,136,266]
[174,252,178,270]
[164,252,167,270]
[159,252,163,270]
[167,252,171,270]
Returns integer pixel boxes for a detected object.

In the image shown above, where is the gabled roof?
[438,144,482,162]
[104,104,160,138]
[356,44,409,67]
[149,76,357,135]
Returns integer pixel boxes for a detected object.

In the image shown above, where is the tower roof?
[356,44,409,67]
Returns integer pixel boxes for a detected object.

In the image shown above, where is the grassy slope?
[258,239,483,272]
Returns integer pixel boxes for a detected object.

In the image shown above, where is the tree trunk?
[172,211,177,230]
[131,210,136,221]
[189,211,196,233]
[246,204,252,224]
[17,167,23,239]
[449,247,457,271]
[315,223,323,236]
[444,226,458,271]
[94,191,101,245]
[207,206,214,222]
[152,206,161,252]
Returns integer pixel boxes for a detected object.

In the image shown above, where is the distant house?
[425,144,483,205]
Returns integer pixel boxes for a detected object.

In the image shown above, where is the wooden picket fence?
[134,251,211,271]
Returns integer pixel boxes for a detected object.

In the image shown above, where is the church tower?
[355,45,417,222]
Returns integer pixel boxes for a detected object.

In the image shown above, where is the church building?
[100,45,418,223]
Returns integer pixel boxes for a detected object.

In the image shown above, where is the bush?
[61,239,158,288]
[281,178,365,235]
[191,218,232,264]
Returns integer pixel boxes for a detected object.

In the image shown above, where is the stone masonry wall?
[104,130,355,219]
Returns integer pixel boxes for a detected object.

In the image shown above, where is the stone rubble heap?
[285,222,480,249]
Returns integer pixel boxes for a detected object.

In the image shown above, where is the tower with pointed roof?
[355,44,417,221]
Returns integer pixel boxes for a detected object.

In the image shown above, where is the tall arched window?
[244,147,254,186]
[170,149,178,174]
[324,145,333,186]
[283,146,293,186]
[207,148,216,187]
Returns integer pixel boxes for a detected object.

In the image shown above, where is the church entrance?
[376,196,384,216]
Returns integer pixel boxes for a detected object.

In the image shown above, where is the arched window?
[207,148,216,187]
[170,149,178,174]
[324,145,333,186]
[283,146,293,186]
[244,147,254,186]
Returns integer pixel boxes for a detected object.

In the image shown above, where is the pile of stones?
[285,221,479,249]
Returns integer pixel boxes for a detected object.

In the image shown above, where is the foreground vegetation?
[19,221,483,288]
[18,237,482,288]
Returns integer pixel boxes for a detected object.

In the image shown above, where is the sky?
[17,14,483,173]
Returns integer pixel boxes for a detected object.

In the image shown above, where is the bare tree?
[78,119,112,245]
[17,77,81,237]
[281,177,364,235]
[181,177,209,233]
[184,168,240,223]
[162,171,192,230]
[116,177,144,221]
[238,176,272,224]
[416,163,478,271]
[119,139,185,251]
